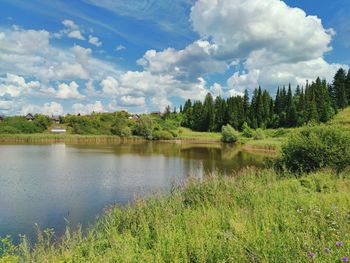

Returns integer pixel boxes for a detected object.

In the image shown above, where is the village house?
[51,115,61,124]
[25,113,35,121]
[128,114,140,121]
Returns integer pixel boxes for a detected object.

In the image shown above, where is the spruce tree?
[332,68,348,109]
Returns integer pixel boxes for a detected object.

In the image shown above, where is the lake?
[0,142,270,242]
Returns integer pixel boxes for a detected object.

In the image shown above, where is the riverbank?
[0,134,145,144]
[1,168,349,262]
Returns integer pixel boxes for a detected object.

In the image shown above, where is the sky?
[0,0,349,115]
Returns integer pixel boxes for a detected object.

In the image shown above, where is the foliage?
[134,115,154,139]
[277,126,350,174]
[110,112,131,137]
[0,116,47,134]
[253,128,266,140]
[152,130,174,140]
[221,124,239,143]
[0,126,21,134]
[1,169,349,262]
[242,122,254,138]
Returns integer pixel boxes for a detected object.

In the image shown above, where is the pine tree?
[346,69,350,102]
[202,93,215,131]
[332,68,348,109]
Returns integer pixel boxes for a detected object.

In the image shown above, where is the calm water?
[0,142,269,242]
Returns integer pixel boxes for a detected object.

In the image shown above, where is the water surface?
[0,142,269,242]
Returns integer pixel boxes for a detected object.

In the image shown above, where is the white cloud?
[67,30,85,40]
[120,95,145,107]
[20,102,64,115]
[54,81,85,100]
[0,73,40,97]
[116,45,126,51]
[72,101,104,114]
[0,28,120,84]
[58,19,86,40]
[62,20,79,31]
[88,35,102,47]
[189,0,345,91]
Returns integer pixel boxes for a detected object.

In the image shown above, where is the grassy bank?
[1,168,349,262]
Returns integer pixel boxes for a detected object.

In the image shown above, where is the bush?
[242,122,254,138]
[276,126,350,174]
[253,128,265,140]
[152,130,174,140]
[221,124,239,143]
[0,126,20,134]
[134,115,154,139]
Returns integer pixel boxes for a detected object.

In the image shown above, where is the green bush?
[221,124,239,143]
[152,130,174,140]
[253,128,265,140]
[277,126,350,174]
[0,126,21,134]
[242,122,254,138]
[134,115,154,139]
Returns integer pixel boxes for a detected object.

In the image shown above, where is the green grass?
[1,168,349,262]
[329,107,350,129]
[177,127,222,141]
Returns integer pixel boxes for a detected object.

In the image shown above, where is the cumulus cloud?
[189,0,345,91]
[0,28,120,83]
[0,73,40,97]
[120,95,145,107]
[57,19,86,40]
[20,102,64,115]
[72,101,104,114]
[55,81,85,100]
[88,35,102,47]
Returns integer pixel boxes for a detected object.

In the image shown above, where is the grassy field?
[1,168,349,262]
[330,107,350,129]
[177,127,222,141]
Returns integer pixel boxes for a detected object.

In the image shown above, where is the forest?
[179,68,350,132]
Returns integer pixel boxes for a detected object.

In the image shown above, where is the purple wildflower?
[308,252,315,259]
[324,248,331,254]
[341,256,349,262]
[336,242,344,247]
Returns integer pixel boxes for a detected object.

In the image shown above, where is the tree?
[202,93,215,131]
[332,68,348,109]
[135,115,154,139]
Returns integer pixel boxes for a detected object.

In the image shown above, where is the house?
[150,111,161,116]
[51,115,61,124]
[0,115,4,122]
[128,114,140,122]
[25,113,35,121]
[50,126,66,134]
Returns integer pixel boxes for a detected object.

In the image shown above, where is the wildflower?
[336,242,344,247]
[324,248,330,254]
[341,256,349,262]
[308,252,315,259]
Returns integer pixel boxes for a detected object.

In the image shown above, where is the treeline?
[179,68,350,132]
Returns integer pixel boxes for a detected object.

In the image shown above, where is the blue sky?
[0,0,349,115]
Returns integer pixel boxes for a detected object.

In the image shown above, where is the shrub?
[221,124,239,143]
[242,122,254,138]
[276,126,350,174]
[152,130,174,140]
[271,128,289,138]
[253,128,265,140]
[0,126,20,134]
[134,115,154,139]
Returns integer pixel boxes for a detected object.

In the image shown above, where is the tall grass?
[1,168,349,262]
